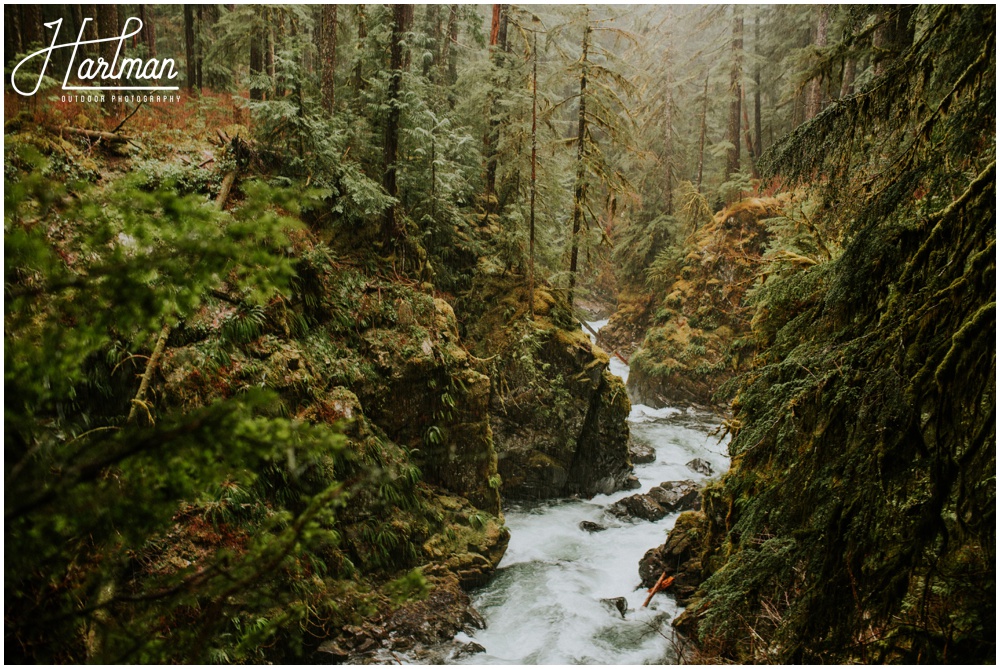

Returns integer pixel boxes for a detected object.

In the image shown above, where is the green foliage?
[690,6,996,663]
[384,568,431,605]
[3,156,368,663]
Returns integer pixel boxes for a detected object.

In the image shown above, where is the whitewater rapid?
[451,321,729,664]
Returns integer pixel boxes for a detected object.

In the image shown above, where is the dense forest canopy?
[4,3,995,664]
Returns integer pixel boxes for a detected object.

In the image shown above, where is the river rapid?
[449,321,730,664]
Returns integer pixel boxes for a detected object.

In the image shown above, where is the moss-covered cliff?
[457,274,633,500]
[653,7,996,663]
[622,198,782,408]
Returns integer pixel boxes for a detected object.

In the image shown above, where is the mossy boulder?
[455,275,633,500]
[638,510,707,606]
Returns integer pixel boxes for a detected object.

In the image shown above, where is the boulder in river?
[629,438,656,464]
[686,458,714,476]
[639,510,708,606]
[624,475,642,490]
[580,520,607,533]
[600,596,629,618]
[608,493,668,521]
[648,480,701,512]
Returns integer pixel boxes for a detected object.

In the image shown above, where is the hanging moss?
[674,6,996,663]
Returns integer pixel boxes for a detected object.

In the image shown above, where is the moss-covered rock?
[456,275,633,500]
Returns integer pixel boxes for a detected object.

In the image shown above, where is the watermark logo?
[11,17,179,96]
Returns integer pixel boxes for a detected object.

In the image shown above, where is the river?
[449,321,730,664]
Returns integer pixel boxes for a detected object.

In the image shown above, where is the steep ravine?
[436,322,730,664]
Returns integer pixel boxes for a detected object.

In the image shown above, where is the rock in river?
[647,480,701,512]
[608,493,667,521]
[686,458,714,476]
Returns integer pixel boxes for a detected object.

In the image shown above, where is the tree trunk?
[568,14,591,310]
[20,6,42,49]
[83,5,99,44]
[484,5,508,211]
[97,5,121,115]
[138,5,156,57]
[489,5,502,46]
[725,6,744,184]
[321,4,338,113]
[529,29,538,319]
[806,6,829,120]
[446,5,459,87]
[697,75,708,193]
[353,5,367,93]
[664,73,673,215]
[265,15,275,99]
[249,34,264,101]
[423,4,439,79]
[382,4,413,242]
[753,10,762,158]
[183,5,196,93]
[840,57,856,98]
[195,6,204,92]
[6,6,23,58]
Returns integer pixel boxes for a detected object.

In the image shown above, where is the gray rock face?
[489,327,633,500]
[609,480,702,522]
[629,438,656,464]
[686,458,714,476]
[609,493,668,521]
[639,511,708,607]
[648,480,701,512]
[600,596,629,618]
[580,520,607,533]
[624,475,642,490]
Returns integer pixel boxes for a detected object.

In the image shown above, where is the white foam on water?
[448,323,730,665]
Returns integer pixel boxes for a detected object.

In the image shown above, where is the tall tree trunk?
[321,4,338,113]
[753,10,762,158]
[445,5,459,104]
[529,29,538,319]
[97,5,121,115]
[138,5,156,57]
[183,5,196,93]
[741,87,759,179]
[423,4,439,79]
[484,5,508,212]
[489,5,502,46]
[840,57,856,98]
[265,15,275,99]
[806,6,829,120]
[697,75,708,193]
[353,5,367,93]
[249,11,264,101]
[83,5,99,45]
[447,6,458,83]
[70,5,85,55]
[195,6,204,92]
[664,73,673,215]
[725,6,744,186]
[382,4,413,243]
[568,14,591,310]
[20,6,42,49]
[6,6,23,58]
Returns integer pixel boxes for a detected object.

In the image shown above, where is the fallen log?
[641,571,675,608]
[578,317,629,365]
[60,127,129,144]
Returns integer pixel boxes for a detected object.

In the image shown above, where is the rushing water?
[450,321,730,665]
